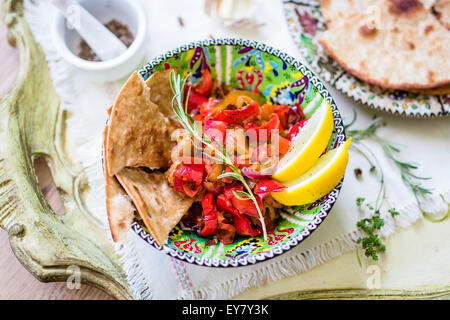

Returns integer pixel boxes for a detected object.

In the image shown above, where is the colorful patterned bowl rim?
[134,38,347,267]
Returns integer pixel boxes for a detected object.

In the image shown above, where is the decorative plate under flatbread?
[283,0,450,118]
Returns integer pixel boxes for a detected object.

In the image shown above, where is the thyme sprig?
[356,212,386,261]
[346,112,432,260]
[169,70,268,241]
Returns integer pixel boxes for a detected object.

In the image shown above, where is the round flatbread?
[319,0,450,90]
[405,83,450,94]
[433,0,450,29]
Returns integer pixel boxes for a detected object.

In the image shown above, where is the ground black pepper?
[78,19,134,61]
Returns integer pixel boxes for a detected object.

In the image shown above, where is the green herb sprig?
[377,139,432,203]
[169,70,268,241]
[346,112,432,260]
[356,212,386,261]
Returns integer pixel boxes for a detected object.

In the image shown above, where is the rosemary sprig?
[169,70,268,241]
[376,138,432,203]
[346,113,385,142]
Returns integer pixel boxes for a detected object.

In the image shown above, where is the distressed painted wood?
[0,0,447,300]
[269,287,450,300]
[0,0,133,300]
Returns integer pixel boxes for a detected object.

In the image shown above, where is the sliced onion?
[287,104,305,126]
[241,155,279,179]
[241,165,276,179]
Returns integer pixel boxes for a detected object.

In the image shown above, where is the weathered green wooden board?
[0,0,447,300]
[0,0,133,299]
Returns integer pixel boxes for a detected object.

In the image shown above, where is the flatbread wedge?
[116,167,193,246]
[145,68,179,119]
[319,0,450,90]
[103,125,136,243]
[106,72,176,176]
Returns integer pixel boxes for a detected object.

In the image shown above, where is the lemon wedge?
[271,138,351,206]
[272,100,334,182]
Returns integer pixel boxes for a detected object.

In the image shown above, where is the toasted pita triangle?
[106,72,176,176]
[145,68,178,119]
[116,167,193,246]
[103,125,136,243]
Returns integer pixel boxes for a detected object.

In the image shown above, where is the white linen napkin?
[24,0,449,299]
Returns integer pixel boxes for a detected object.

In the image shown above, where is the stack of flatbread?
[104,69,193,245]
[319,0,450,94]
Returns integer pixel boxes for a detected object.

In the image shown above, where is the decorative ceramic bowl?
[133,38,346,267]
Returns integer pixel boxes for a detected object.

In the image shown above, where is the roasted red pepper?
[216,223,236,244]
[194,69,212,97]
[173,178,203,198]
[254,179,286,199]
[173,177,185,194]
[171,88,301,241]
[173,165,204,198]
[199,98,220,117]
[253,136,289,159]
[222,185,264,218]
[231,196,263,218]
[251,143,272,163]
[218,184,254,216]
[209,102,260,125]
[183,70,213,114]
[200,193,218,237]
[216,212,236,245]
[287,118,309,141]
[294,103,306,119]
[273,105,290,129]
[275,135,290,156]
[245,113,281,142]
[231,211,261,237]
[174,165,204,183]
[217,194,239,215]
[184,85,209,114]
[204,119,228,146]
[223,184,243,200]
